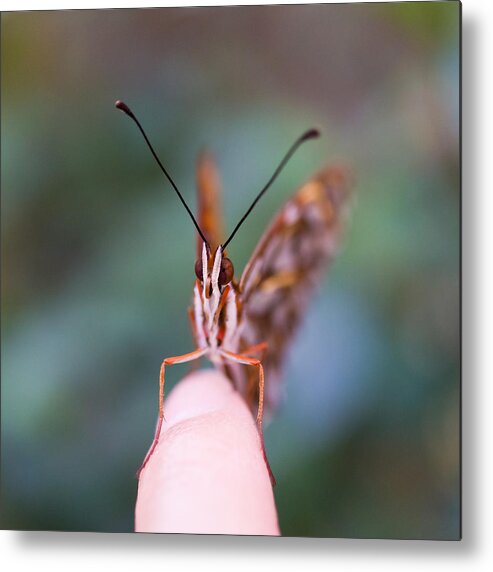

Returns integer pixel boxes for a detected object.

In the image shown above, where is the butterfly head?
[195,242,234,299]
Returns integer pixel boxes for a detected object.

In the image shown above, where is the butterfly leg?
[237,341,268,357]
[219,349,276,486]
[137,347,207,477]
[186,308,204,373]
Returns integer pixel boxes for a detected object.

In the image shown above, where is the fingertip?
[135,370,280,535]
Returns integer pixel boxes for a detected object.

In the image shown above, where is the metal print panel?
[1,1,460,538]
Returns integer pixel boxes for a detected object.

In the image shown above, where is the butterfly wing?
[232,166,351,413]
[195,151,224,257]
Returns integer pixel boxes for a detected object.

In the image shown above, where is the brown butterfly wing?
[234,166,352,413]
[195,151,224,257]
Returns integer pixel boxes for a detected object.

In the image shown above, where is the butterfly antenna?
[222,128,320,249]
[115,100,208,244]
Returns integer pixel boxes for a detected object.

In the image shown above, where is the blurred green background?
[1,3,460,538]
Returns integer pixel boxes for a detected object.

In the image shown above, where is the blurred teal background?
[1,3,459,538]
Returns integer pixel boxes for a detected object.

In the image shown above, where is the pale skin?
[135,370,280,535]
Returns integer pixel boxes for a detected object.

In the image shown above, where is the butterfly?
[116,101,351,484]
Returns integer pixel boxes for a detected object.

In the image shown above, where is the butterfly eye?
[218,257,234,286]
[194,259,203,282]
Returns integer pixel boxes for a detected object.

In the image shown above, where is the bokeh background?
[1,2,460,538]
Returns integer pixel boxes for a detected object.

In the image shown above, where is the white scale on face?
[195,242,238,360]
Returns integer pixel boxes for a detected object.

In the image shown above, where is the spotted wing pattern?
[232,166,351,413]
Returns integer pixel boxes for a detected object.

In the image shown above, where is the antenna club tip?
[115,100,133,117]
[303,128,321,141]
